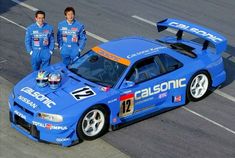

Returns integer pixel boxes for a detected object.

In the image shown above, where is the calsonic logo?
[168,22,223,43]
[18,95,38,109]
[14,110,26,120]
[21,87,56,108]
[135,78,186,100]
[127,46,166,59]
[32,121,68,130]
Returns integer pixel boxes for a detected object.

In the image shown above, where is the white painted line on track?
[0,60,8,64]
[132,15,177,34]
[0,15,26,30]
[183,107,235,134]
[214,89,235,102]
[1,11,234,135]
[229,56,235,63]
[86,31,108,43]
[11,0,38,11]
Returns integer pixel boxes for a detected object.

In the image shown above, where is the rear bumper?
[9,98,79,147]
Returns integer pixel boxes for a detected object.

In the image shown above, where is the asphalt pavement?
[0,0,234,158]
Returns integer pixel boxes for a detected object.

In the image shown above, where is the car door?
[119,56,166,119]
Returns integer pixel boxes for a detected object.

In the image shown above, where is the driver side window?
[126,57,161,83]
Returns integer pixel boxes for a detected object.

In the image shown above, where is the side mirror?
[120,80,135,89]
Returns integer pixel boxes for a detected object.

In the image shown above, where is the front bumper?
[9,97,79,147]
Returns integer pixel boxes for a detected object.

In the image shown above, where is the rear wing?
[157,18,227,55]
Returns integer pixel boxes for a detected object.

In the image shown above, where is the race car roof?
[93,37,167,65]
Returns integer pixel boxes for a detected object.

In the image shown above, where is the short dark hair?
[64,7,75,15]
[35,10,45,18]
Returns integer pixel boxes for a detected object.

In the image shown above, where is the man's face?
[65,11,74,22]
[35,14,45,26]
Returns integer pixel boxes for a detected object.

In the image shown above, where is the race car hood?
[13,64,110,113]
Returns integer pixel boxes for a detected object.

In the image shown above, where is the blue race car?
[9,18,227,146]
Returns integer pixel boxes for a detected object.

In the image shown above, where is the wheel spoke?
[199,76,205,86]
[91,111,98,119]
[84,124,91,132]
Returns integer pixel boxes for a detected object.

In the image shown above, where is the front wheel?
[187,72,210,102]
[77,106,109,140]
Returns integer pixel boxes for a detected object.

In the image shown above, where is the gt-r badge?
[71,86,96,101]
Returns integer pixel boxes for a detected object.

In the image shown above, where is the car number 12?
[119,93,134,117]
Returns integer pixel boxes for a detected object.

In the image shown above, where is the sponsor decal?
[92,46,130,66]
[32,121,68,130]
[61,27,67,30]
[18,95,38,109]
[56,138,70,142]
[71,27,78,31]
[72,35,78,42]
[135,78,186,100]
[33,31,38,34]
[158,92,168,99]
[112,117,117,123]
[168,22,223,43]
[71,86,96,101]
[119,93,134,117]
[174,95,182,102]
[14,110,26,120]
[135,97,154,105]
[100,86,110,92]
[43,30,49,33]
[21,87,56,108]
[127,46,166,59]
[108,98,117,104]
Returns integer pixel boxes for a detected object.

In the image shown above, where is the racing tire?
[187,71,211,102]
[77,105,109,140]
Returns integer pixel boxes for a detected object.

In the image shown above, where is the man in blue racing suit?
[25,10,55,71]
[57,7,87,66]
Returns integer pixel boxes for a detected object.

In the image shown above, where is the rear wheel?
[77,106,109,140]
[187,72,210,101]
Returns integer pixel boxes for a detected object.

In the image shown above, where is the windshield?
[68,50,127,87]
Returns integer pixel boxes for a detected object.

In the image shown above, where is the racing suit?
[25,23,55,71]
[57,20,87,66]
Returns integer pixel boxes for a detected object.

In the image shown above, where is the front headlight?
[38,113,63,122]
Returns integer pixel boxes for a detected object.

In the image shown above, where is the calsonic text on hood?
[127,46,166,59]
[168,22,222,43]
[135,78,186,100]
[21,87,56,108]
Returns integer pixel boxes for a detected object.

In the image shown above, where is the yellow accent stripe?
[92,46,130,66]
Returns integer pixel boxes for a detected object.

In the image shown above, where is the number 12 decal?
[119,93,134,117]
[71,86,96,101]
